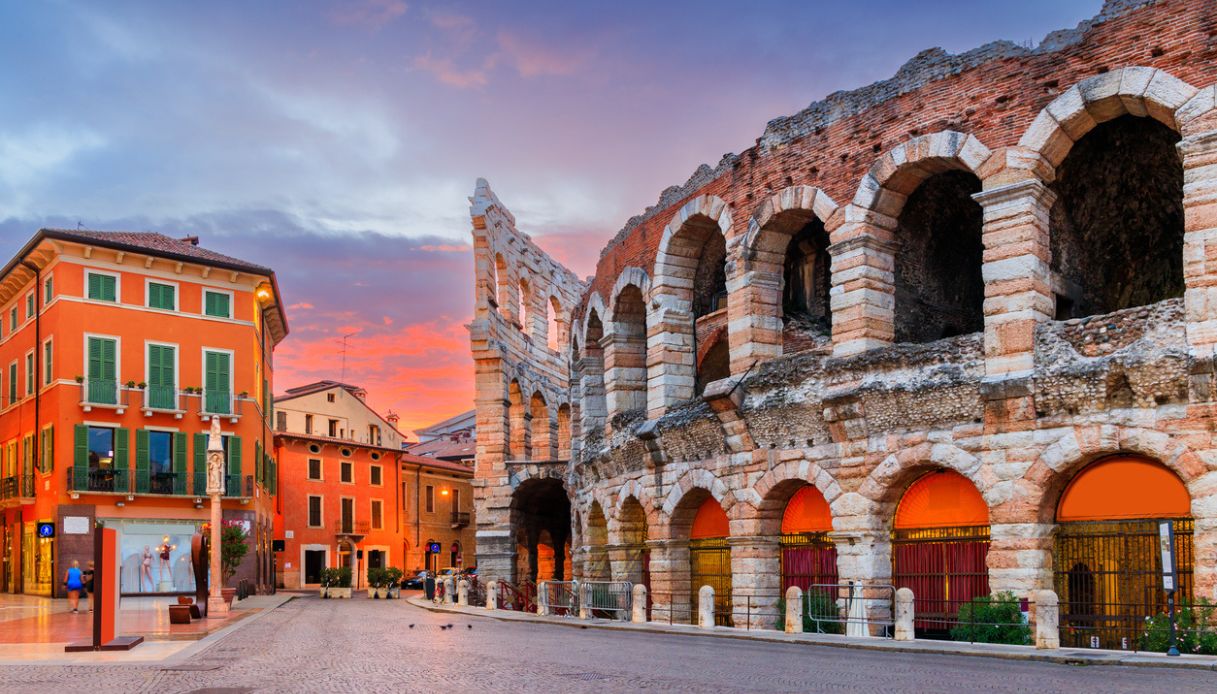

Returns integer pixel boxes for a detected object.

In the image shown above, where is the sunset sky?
[0,0,1100,437]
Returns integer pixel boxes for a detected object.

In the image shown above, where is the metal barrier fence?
[580,581,632,619]
[788,583,896,637]
[539,581,578,616]
[497,580,537,613]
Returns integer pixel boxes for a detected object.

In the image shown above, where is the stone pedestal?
[1034,590,1060,649]
[631,584,648,623]
[784,586,803,634]
[697,585,715,629]
[894,587,915,641]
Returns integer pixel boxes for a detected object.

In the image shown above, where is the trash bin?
[424,577,436,601]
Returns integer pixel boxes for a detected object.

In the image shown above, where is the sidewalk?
[408,597,1217,672]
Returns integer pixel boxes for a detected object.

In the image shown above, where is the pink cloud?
[288,302,315,310]
[418,243,471,252]
[329,0,408,30]
[496,30,584,78]
[411,52,488,89]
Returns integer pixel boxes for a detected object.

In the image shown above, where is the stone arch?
[848,441,988,531]
[506,379,527,461]
[546,293,564,351]
[555,403,571,460]
[605,268,651,419]
[660,467,735,534]
[576,293,608,441]
[529,391,552,460]
[648,194,733,414]
[1018,67,1200,171]
[736,186,839,360]
[851,131,992,221]
[580,293,607,356]
[584,500,611,581]
[747,459,843,534]
[494,252,518,323]
[508,474,572,583]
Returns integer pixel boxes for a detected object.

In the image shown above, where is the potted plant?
[238,390,249,398]
[367,567,385,599]
[137,381,147,390]
[75,375,84,383]
[183,386,196,394]
[319,567,335,598]
[125,380,136,389]
[384,567,404,599]
[220,521,249,605]
[330,567,352,599]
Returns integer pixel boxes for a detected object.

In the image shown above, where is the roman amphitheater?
[468,0,1217,648]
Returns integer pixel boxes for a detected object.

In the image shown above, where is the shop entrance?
[1053,456,1193,650]
[688,498,732,626]
[891,470,990,637]
[304,550,325,584]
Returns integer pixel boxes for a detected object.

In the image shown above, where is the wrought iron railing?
[68,466,131,494]
[0,475,32,499]
[334,519,372,536]
[450,511,471,528]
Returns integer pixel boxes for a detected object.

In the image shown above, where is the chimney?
[386,410,399,425]
[180,235,200,246]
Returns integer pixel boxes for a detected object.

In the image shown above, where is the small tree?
[950,592,1030,645]
[220,521,249,583]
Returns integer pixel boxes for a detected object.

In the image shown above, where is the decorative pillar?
[1180,132,1217,357]
[829,211,896,356]
[205,417,229,618]
[972,178,1056,379]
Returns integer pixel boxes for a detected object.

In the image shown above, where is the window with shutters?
[25,293,34,320]
[203,290,231,318]
[147,430,173,494]
[340,460,353,484]
[370,465,382,486]
[371,499,383,530]
[202,350,231,414]
[42,339,52,386]
[307,458,322,480]
[275,411,286,431]
[85,271,118,302]
[85,336,118,405]
[44,276,53,304]
[308,495,323,527]
[7,362,16,405]
[453,487,460,512]
[425,485,435,513]
[304,414,314,434]
[24,352,33,396]
[8,307,15,332]
[40,425,53,473]
[147,281,176,311]
[146,343,177,410]
[341,497,354,533]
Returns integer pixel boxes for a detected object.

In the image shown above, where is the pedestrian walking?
[82,561,96,613]
[64,560,84,613]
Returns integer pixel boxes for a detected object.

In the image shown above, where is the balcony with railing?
[451,511,471,529]
[191,471,253,498]
[199,389,240,422]
[0,474,34,501]
[142,385,184,417]
[68,466,131,494]
[78,379,127,413]
[334,519,371,537]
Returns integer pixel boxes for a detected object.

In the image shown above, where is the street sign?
[37,522,55,538]
[427,541,441,554]
[1158,520,1175,591]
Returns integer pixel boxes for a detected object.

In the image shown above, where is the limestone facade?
[471,0,1217,636]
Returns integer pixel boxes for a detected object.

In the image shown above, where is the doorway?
[304,550,325,585]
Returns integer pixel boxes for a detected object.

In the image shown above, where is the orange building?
[275,383,476,588]
[0,229,288,597]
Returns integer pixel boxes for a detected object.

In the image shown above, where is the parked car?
[437,567,460,580]
[459,566,478,578]
[402,571,429,590]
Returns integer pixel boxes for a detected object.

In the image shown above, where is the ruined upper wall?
[582,0,1217,310]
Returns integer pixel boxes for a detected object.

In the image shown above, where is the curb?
[406,598,1217,672]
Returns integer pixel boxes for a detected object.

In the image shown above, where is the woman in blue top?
[64,560,84,613]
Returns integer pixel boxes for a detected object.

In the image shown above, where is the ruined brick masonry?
[470,0,1217,638]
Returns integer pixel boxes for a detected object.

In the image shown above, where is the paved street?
[0,594,1213,693]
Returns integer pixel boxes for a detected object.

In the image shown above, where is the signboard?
[1158,520,1176,591]
[63,516,90,535]
[272,539,285,552]
[426,542,441,554]
[37,522,55,538]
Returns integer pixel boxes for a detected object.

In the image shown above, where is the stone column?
[645,539,684,623]
[987,520,1054,596]
[577,356,607,439]
[972,179,1056,379]
[457,579,469,606]
[205,417,228,618]
[1033,589,1060,649]
[828,213,896,357]
[726,267,782,374]
[893,587,915,641]
[486,580,498,610]
[784,586,803,634]
[1180,132,1217,357]
[729,535,780,630]
[603,323,647,421]
[831,529,892,626]
[631,584,648,623]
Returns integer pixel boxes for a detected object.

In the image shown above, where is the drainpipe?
[21,262,41,480]
[415,464,421,561]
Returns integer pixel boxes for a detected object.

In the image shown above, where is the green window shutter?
[135,429,149,493]
[73,425,88,490]
[101,275,116,301]
[173,433,187,494]
[115,427,129,468]
[193,432,207,495]
[227,435,242,496]
[22,436,31,478]
[44,276,53,304]
[41,426,53,473]
[87,273,100,299]
[149,282,175,310]
[255,440,262,485]
[8,363,15,403]
[204,292,230,318]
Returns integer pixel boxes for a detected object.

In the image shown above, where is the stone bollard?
[631,584,648,624]
[457,579,469,606]
[485,580,498,610]
[537,581,549,616]
[698,585,715,629]
[443,578,455,605]
[894,587,915,641]
[784,586,803,634]
[1034,590,1060,649]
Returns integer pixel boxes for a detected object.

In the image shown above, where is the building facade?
[472,0,1217,649]
[274,383,476,588]
[0,229,287,598]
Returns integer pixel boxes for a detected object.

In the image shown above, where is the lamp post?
[207,416,229,618]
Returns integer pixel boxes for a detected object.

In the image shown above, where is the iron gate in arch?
[689,537,732,626]
[892,524,990,635]
[780,532,838,592]
[1053,518,1194,650]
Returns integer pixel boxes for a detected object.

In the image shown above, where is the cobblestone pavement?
[1,595,1214,693]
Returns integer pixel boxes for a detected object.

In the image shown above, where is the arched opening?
[691,224,728,320]
[547,295,562,351]
[1049,116,1183,320]
[485,251,499,313]
[495,253,516,322]
[606,284,648,416]
[555,404,571,460]
[893,171,984,343]
[510,478,571,585]
[1053,455,1192,649]
[580,309,607,438]
[584,502,610,581]
[618,495,651,617]
[780,485,837,593]
[529,392,551,460]
[677,494,732,626]
[695,331,730,395]
[783,217,832,345]
[519,277,534,338]
[891,469,990,637]
[507,380,526,460]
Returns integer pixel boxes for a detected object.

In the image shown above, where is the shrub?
[1141,599,1217,655]
[367,567,385,588]
[335,566,352,588]
[950,592,1030,645]
[775,589,845,635]
[384,567,404,588]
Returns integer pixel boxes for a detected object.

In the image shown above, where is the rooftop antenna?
[338,331,358,382]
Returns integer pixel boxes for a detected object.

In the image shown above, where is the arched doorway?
[1053,456,1192,649]
[780,486,837,592]
[510,478,571,584]
[618,496,650,617]
[584,503,610,581]
[892,470,990,637]
[689,497,732,626]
